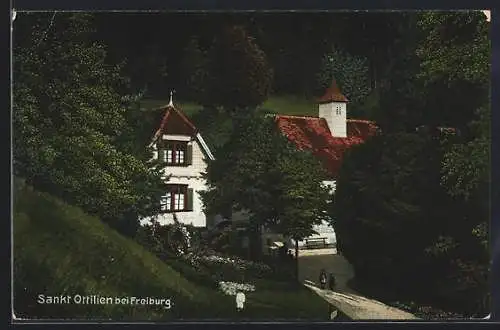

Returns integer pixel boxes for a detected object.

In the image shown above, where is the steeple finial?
[168,90,174,107]
[316,78,348,104]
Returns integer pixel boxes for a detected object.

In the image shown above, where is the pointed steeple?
[167,90,174,107]
[316,79,348,104]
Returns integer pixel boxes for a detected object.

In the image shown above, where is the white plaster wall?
[159,140,208,180]
[141,138,210,228]
[319,102,347,137]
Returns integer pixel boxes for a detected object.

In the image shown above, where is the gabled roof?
[149,103,215,161]
[151,105,197,142]
[275,115,378,178]
[316,79,348,104]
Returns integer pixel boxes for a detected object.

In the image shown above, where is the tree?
[436,104,490,315]
[190,107,234,153]
[332,132,453,296]
[179,37,210,105]
[331,12,417,89]
[371,14,422,133]
[332,11,490,316]
[13,13,164,236]
[373,11,489,133]
[129,45,169,98]
[272,147,333,279]
[204,25,273,112]
[415,11,490,134]
[414,14,490,313]
[201,113,331,263]
[315,46,371,113]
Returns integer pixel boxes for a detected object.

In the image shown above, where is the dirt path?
[297,248,355,293]
[298,248,419,320]
[304,283,420,320]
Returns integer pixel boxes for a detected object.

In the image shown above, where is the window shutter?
[187,188,194,211]
[186,144,193,165]
[161,149,166,163]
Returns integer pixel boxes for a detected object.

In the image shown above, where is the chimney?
[316,79,348,138]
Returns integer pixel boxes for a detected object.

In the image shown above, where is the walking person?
[236,291,246,312]
[328,272,336,290]
[319,269,327,289]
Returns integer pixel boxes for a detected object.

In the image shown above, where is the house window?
[160,141,188,165]
[336,105,342,115]
[160,184,193,212]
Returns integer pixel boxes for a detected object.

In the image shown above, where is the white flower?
[218,281,256,296]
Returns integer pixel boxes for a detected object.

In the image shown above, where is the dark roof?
[275,115,378,178]
[151,104,198,143]
[316,79,348,104]
[149,103,216,160]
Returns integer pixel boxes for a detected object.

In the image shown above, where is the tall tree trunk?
[249,223,262,261]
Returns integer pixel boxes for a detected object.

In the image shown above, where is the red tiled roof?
[275,115,378,178]
[316,79,348,103]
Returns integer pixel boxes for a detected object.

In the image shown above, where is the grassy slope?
[140,95,318,117]
[13,181,233,320]
[13,180,328,321]
[139,88,380,121]
[261,95,317,116]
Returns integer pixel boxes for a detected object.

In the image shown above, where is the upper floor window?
[335,105,342,115]
[159,141,191,166]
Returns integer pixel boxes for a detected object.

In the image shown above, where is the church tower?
[317,79,348,138]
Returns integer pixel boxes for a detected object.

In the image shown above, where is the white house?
[140,93,214,228]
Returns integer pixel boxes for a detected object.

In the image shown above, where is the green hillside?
[140,95,318,117]
[13,179,234,320]
[13,179,328,321]
[261,95,317,116]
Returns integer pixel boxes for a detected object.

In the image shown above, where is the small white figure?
[235,291,246,311]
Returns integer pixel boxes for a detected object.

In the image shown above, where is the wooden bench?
[305,237,328,249]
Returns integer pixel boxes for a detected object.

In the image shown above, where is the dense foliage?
[95,12,416,98]
[204,25,273,112]
[179,37,210,105]
[416,12,490,133]
[315,47,371,108]
[13,13,164,236]
[333,132,456,303]
[333,11,490,316]
[190,107,234,152]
